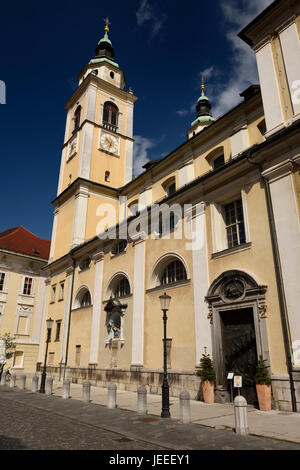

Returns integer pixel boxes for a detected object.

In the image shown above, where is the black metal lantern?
[159,292,172,418]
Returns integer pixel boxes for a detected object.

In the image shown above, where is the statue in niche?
[104,297,127,342]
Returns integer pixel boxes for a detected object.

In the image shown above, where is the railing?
[102,121,118,133]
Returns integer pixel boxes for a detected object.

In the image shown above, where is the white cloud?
[136,0,167,39]
[133,135,157,176]
[212,0,273,118]
[176,109,189,117]
[199,66,217,82]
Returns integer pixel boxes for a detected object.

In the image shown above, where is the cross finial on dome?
[104,17,111,33]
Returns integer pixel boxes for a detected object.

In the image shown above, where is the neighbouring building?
[0,226,50,372]
[32,0,300,411]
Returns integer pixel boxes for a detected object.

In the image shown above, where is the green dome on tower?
[191,78,215,127]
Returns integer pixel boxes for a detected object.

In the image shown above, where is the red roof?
[0,226,50,260]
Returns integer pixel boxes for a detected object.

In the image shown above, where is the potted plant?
[256,355,272,411]
[196,351,216,404]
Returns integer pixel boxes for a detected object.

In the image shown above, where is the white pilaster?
[178,160,195,188]
[125,139,133,184]
[32,277,46,344]
[49,208,59,262]
[89,252,104,364]
[230,126,250,158]
[71,186,89,248]
[60,267,74,364]
[256,42,284,135]
[279,23,300,117]
[190,203,211,363]
[37,279,50,363]
[265,165,300,365]
[78,122,94,179]
[131,238,146,367]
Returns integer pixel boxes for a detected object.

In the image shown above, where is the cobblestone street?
[0,392,165,450]
[1,387,300,451]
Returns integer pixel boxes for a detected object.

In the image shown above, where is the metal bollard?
[234,395,249,436]
[10,374,16,388]
[82,381,91,403]
[107,383,117,409]
[179,390,191,424]
[45,376,53,396]
[0,371,7,386]
[19,374,26,390]
[62,379,71,399]
[137,386,147,415]
[31,375,39,392]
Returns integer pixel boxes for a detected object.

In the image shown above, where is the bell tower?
[57,19,138,196]
[49,21,138,262]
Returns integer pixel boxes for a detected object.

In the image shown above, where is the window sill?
[211,242,251,259]
[102,294,132,304]
[71,305,93,312]
[146,279,191,294]
[110,249,127,258]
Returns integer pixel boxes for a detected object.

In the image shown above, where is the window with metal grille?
[114,277,130,298]
[0,272,5,291]
[166,182,176,197]
[103,102,118,127]
[23,277,33,295]
[73,105,81,131]
[55,321,62,341]
[161,260,187,286]
[212,154,225,170]
[112,240,127,255]
[224,199,246,248]
[80,291,91,308]
[79,256,91,271]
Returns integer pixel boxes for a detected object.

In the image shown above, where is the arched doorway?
[206,270,269,405]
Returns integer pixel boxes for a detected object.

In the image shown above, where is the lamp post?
[39,317,53,393]
[159,292,171,418]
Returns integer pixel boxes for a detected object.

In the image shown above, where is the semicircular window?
[80,290,91,308]
[114,277,130,298]
[160,260,187,286]
[112,240,127,256]
[80,256,91,271]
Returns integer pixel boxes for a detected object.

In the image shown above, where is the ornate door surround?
[205,270,270,387]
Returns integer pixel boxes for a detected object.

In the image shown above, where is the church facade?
[37,0,300,411]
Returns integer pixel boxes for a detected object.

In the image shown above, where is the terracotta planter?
[256,384,271,411]
[202,380,214,404]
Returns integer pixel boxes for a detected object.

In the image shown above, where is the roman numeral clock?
[100,132,119,155]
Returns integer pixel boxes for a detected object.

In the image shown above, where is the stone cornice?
[64,73,138,111]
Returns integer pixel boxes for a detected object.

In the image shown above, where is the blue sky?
[0,0,272,240]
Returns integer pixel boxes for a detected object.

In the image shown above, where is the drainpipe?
[246,154,297,412]
[63,255,76,381]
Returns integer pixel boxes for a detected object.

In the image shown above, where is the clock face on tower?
[100,132,119,155]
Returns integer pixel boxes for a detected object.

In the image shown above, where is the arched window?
[160,260,187,286]
[114,277,130,298]
[73,105,81,132]
[73,287,92,309]
[105,171,110,182]
[79,256,91,271]
[111,240,127,256]
[80,290,91,308]
[103,102,118,128]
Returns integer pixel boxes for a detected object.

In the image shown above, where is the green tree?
[256,355,271,385]
[0,333,16,375]
[196,351,216,383]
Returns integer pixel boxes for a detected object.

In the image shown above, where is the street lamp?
[39,317,53,393]
[159,292,171,418]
